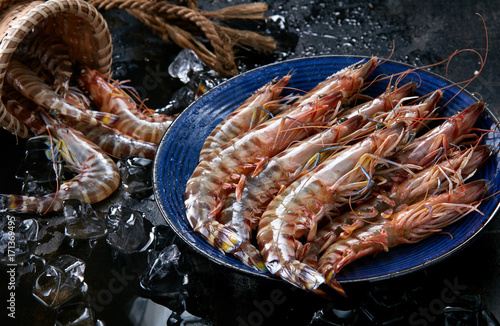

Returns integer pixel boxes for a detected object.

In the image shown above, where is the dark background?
[1,0,499,325]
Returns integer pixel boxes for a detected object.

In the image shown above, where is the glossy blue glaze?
[153,56,500,283]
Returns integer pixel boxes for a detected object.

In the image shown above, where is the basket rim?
[0,0,113,136]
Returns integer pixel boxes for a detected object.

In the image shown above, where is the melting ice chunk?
[168,49,204,84]
[64,199,107,240]
[55,302,95,326]
[106,205,150,253]
[33,255,86,308]
[118,157,153,196]
[268,15,287,30]
[140,244,188,294]
[16,136,63,196]
[0,214,39,264]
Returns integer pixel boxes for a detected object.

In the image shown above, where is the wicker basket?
[0,0,113,137]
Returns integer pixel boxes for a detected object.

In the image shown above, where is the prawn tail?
[233,241,268,272]
[0,193,57,214]
[267,260,325,291]
[323,270,347,297]
[195,220,243,253]
[0,194,15,212]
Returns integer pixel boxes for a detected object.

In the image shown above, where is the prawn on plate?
[185,58,379,255]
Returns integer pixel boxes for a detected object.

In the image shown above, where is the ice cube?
[268,15,287,30]
[16,136,73,196]
[156,86,195,116]
[443,294,482,326]
[106,205,150,253]
[64,199,107,240]
[168,49,204,84]
[309,304,359,325]
[359,285,411,325]
[118,157,153,196]
[0,214,39,264]
[140,243,189,314]
[55,302,95,326]
[140,244,187,294]
[33,255,87,308]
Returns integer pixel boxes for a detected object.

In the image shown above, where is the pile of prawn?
[0,27,176,214]
[185,56,495,296]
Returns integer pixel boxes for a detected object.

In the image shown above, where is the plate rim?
[153,54,500,284]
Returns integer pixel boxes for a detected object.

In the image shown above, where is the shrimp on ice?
[67,122,158,159]
[256,121,407,291]
[6,60,118,127]
[317,180,488,296]
[78,66,175,144]
[0,114,120,214]
[185,58,379,255]
[199,75,292,161]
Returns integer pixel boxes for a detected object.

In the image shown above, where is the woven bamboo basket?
[0,0,113,137]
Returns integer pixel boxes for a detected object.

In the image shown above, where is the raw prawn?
[199,75,291,161]
[294,58,377,108]
[17,33,73,95]
[1,86,46,136]
[78,66,175,144]
[391,102,484,170]
[317,180,488,295]
[0,114,120,213]
[6,60,118,127]
[185,58,378,255]
[220,115,364,270]
[300,144,490,267]
[67,121,158,159]
[257,121,407,291]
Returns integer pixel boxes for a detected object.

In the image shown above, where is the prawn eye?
[376,122,386,130]
[337,117,348,123]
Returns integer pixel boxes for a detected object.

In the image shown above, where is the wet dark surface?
[1,0,500,325]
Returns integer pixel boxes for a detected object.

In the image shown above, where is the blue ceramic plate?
[153,56,500,284]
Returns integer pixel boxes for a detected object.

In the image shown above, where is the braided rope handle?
[91,0,238,76]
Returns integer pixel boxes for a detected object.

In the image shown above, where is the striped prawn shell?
[256,122,407,290]
[78,67,174,144]
[316,180,488,295]
[17,31,73,93]
[6,60,118,126]
[0,119,120,214]
[199,74,291,161]
[66,121,158,159]
[184,58,379,256]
